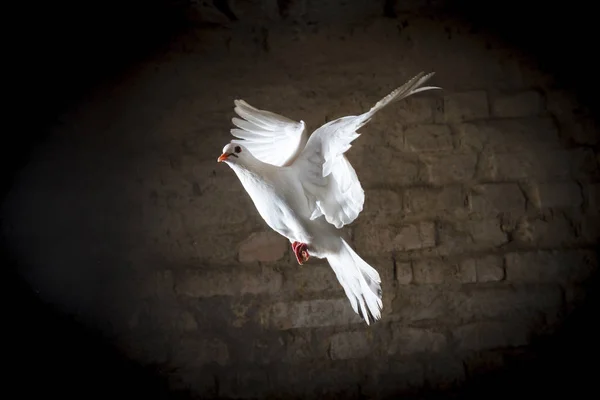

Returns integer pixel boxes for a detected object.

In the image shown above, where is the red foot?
[291,241,310,265]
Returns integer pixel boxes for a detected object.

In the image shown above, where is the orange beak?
[217,153,229,162]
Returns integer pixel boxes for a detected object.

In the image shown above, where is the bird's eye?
[234,146,242,153]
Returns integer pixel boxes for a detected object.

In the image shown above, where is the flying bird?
[217,72,441,325]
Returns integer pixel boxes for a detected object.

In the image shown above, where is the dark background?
[3,1,598,398]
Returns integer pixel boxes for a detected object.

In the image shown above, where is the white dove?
[217,71,441,325]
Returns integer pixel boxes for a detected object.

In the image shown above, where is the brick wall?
[2,4,598,399]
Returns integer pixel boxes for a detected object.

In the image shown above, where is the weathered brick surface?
[361,189,403,223]
[484,148,600,182]
[171,336,230,367]
[458,117,560,152]
[468,183,525,217]
[329,331,372,360]
[490,90,544,118]
[357,146,421,186]
[261,299,364,330]
[436,219,507,256]
[452,321,530,351]
[354,221,436,255]
[561,116,599,145]
[175,266,283,297]
[533,182,582,209]
[412,258,475,284]
[444,91,489,122]
[512,214,579,248]
[404,124,453,152]
[404,185,466,217]
[396,96,437,124]
[238,231,288,263]
[505,250,597,284]
[395,260,413,284]
[2,10,598,400]
[391,284,563,323]
[284,263,342,294]
[421,153,478,184]
[461,255,505,282]
[583,183,600,214]
[388,326,447,355]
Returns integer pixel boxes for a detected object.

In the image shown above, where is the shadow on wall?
[2,1,600,399]
[3,256,599,398]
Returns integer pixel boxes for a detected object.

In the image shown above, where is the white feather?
[228,99,308,167]
[220,72,442,325]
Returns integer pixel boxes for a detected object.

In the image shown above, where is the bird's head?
[217,142,249,165]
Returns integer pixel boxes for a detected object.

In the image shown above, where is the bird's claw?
[292,241,310,265]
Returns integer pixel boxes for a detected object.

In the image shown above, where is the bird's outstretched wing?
[229,99,308,167]
[293,71,441,229]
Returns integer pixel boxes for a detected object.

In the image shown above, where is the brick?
[396,96,436,124]
[581,215,600,243]
[469,183,525,216]
[458,117,559,152]
[179,221,257,263]
[261,298,363,329]
[421,153,478,184]
[534,182,582,209]
[461,255,505,282]
[458,285,563,320]
[362,189,402,222]
[505,250,597,284]
[391,286,452,322]
[184,188,253,226]
[128,303,198,334]
[330,331,372,360]
[171,337,229,367]
[424,356,466,388]
[218,368,270,399]
[452,321,530,351]
[357,146,421,185]
[571,148,600,181]
[544,89,588,121]
[404,186,466,216]
[484,149,598,181]
[285,263,340,293]
[238,231,288,263]
[354,221,436,255]
[404,124,453,152]
[465,219,508,248]
[170,369,217,397]
[564,116,599,145]
[363,361,425,398]
[435,219,507,256]
[491,90,544,118]
[513,214,577,247]
[412,259,447,284]
[485,151,567,181]
[395,261,413,284]
[137,270,175,300]
[565,285,587,312]
[388,326,447,355]
[464,352,505,377]
[175,266,283,297]
[412,259,474,284]
[583,183,600,214]
[444,91,489,122]
[458,259,477,283]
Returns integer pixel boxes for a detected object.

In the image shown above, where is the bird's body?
[217,72,441,324]
[228,158,343,256]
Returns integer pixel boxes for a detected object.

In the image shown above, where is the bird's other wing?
[292,71,441,229]
[229,99,307,167]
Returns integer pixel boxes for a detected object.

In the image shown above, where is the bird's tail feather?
[362,71,441,124]
[326,238,383,325]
